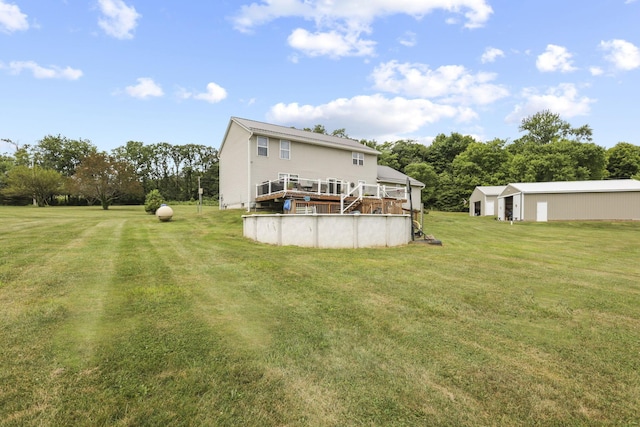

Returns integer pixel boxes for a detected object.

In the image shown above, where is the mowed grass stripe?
[1,206,640,425]
[1,213,125,424]
[38,211,291,425]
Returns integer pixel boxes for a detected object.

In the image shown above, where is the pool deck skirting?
[242,214,412,248]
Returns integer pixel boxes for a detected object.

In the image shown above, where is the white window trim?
[257,136,268,157]
[352,152,364,166]
[280,140,291,160]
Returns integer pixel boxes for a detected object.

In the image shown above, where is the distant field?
[1,205,639,426]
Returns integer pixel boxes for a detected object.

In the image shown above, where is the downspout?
[407,177,414,241]
[247,136,252,212]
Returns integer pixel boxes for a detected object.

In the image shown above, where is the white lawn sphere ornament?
[156,204,174,222]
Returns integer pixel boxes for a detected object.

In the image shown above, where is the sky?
[1,0,639,155]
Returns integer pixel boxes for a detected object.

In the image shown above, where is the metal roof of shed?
[501,179,640,195]
[473,185,507,196]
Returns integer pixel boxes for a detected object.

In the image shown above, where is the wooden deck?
[255,189,406,215]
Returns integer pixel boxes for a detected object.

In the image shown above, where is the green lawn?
[1,205,639,426]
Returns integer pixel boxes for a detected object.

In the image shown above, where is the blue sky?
[1,0,639,154]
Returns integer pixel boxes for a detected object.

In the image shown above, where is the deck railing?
[256,177,349,197]
[256,177,408,207]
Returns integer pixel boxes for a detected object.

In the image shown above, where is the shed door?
[512,194,521,221]
[486,200,495,216]
[498,198,505,220]
[537,201,548,222]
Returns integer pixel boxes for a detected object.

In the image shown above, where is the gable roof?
[377,165,425,188]
[473,185,507,196]
[222,117,379,155]
[501,179,640,195]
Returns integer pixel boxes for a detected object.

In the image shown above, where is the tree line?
[2,110,639,211]
[0,136,218,209]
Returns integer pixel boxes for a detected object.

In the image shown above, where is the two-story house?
[219,117,424,213]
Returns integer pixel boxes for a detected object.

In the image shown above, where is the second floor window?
[280,140,290,160]
[352,152,364,166]
[257,136,268,157]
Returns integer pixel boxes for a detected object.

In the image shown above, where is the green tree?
[607,142,640,179]
[359,138,380,150]
[1,165,64,206]
[70,152,143,210]
[452,139,511,186]
[425,133,476,174]
[33,135,96,176]
[391,140,428,170]
[404,162,438,206]
[432,171,468,212]
[112,141,220,202]
[112,140,154,193]
[373,140,429,171]
[331,128,349,138]
[507,140,606,182]
[0,153,16,203]
[11,144,32,167]
[144,189,165,214]
[375,141,401,170]
[303,124,327,134]
[148,142,174,199]
[516,110,592,146]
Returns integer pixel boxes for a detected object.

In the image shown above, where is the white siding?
[219,122,251,209]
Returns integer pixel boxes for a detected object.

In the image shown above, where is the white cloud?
[232,0,492,58]
[97,0,141,40]
[398,31,417,47]
[0,0,29,33]
[287,28,375,58]
[481,47,504,63]
[125,77,163,99]
[506,83,594,123]
[3,60,83,79]
[371,60,509,105]
[233,0,493,31]
[589,66,604,76]
[536,44,577,73]
[0,0,29,34]
[267,93,476,141]
[599,39,640,71]
[180,82,228,103]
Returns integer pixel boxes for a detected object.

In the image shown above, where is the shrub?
[144,190,165,214]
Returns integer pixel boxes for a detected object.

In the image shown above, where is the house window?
[280,140,290,160]
[352,152,364,166]
[257,136,268,157]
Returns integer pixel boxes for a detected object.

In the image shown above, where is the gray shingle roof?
[231,117,379,155]
[377,165,425,187]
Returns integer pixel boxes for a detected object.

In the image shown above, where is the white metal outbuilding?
[469,186,506,216]
[496,179,640,222]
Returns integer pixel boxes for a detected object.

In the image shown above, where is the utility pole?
[31,158,37,206]
[198,176,203,213]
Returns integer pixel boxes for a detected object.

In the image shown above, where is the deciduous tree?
[70,152,143,210]
[1,165,64,206]
[34,135,96,176]
[404,162,438,206]
[516,110,592,146]
[607,142,640,179]
[425,133,476,174]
